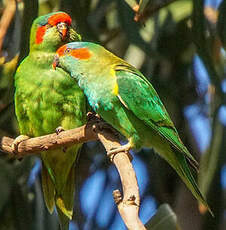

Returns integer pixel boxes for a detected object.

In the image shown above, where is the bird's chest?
[82,80,117,113]
[16,69,79,136]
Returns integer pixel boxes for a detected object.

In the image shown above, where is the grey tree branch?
[0,118,146,230]
[97,129,146,230]
[0,120,98,157]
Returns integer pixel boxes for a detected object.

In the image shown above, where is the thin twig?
[0,118,146,230]
[0,0,16,56]
[134,0,179,22]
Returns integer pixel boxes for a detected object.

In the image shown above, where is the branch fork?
[0,116,146,230]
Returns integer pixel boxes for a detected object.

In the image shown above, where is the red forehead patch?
[48,13,72,26]
[35,25,47,44]
[57,46,91,60]
[57,45,67,56]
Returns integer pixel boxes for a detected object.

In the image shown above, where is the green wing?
[114,63,214,215]
[115,64,198,169]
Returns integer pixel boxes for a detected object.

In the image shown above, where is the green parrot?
[14,12,86,229]
[53,41,213,215]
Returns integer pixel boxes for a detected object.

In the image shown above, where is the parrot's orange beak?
[61,28,67,40]
[57,22,68,41]
[52,55,59,70]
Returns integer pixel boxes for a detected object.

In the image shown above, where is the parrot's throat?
[31,51,56,67]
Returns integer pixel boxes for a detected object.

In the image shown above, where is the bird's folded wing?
[115,64,198,168]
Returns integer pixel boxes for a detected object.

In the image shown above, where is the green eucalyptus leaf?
[123,0,138,9]
[167,0,192,22]
[138,0,150,13]
[117,0,151,55]
[145,204,182,230]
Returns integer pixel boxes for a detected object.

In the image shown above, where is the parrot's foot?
[107,143,132,161]
[98,122,116,132]
[87,111,101,121]
[92,121,120,139]
[12,135,30,156]
[56,127,68,152]
[55,126,65,135]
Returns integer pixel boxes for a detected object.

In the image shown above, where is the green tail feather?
[170,148,214,216]
[41,165,55,213]
[41,164,76,229]
[56,166,75,219]
[56,207,70,230]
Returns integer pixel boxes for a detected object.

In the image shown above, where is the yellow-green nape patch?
[16,65,21,73]
[113,82,119,95]
[109,68,115,77]
[110,68,118,95]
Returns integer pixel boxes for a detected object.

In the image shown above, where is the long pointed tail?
[56,206,70,230]
[41,164,76,229]
[41,165,55,214]
[174,149,212,213]
[158,145,213,216]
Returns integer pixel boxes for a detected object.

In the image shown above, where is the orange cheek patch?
[48,13,71,26]
[56,46,91,59]
[71,48,91,60]
[35,26,47,44]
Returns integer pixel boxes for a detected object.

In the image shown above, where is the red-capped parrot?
[14,13,87,230]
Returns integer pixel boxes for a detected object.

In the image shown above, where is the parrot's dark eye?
[64,48,72,54]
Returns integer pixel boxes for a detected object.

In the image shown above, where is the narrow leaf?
[123,0,138,9]
[145,204,182,230]
[138,0,150,13]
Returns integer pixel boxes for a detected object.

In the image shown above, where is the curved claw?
[55,126,65,135]
[107,143,132,161]
[12,135,30,154]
